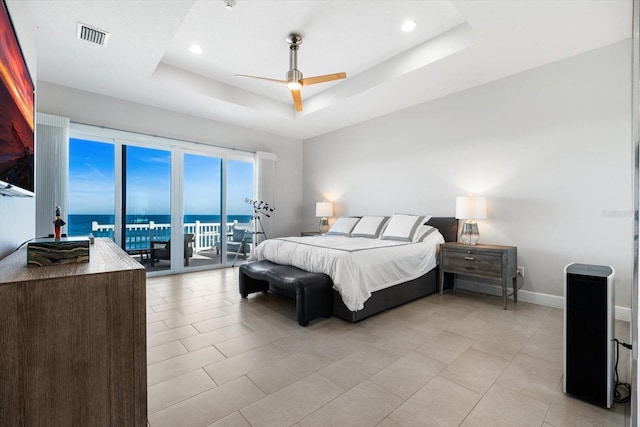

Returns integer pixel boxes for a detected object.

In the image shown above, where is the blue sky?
[68,139,115,214]
[69,138,254,215]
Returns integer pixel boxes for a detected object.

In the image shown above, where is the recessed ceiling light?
[401,20,417,32]
[188,44,203,54]
[224,0,236,9]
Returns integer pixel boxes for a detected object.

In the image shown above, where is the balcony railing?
[91,220,239,252]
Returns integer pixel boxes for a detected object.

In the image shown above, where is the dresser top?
[441,242,516,251]
[0,238,144,284]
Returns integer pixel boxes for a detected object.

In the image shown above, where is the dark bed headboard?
[426,217,458,243]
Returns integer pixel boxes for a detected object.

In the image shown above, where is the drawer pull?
[464,256,474,261]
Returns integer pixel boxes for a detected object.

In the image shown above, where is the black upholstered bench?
[239,261,333,326]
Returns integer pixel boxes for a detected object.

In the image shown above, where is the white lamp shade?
[316,201,333,218]
[455,196,487,220]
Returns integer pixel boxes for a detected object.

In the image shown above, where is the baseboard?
[455,278,631,322]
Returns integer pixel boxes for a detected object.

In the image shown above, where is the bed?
[248,216,458,323]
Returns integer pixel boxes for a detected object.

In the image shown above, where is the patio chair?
[151,233,195,266]
[215,224,251,257]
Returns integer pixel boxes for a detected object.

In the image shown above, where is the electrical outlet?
[517,266,525,278]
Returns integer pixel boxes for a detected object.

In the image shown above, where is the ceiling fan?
[236,33,347,112]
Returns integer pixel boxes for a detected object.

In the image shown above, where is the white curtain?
[632,0,640,422]
[35,113,70,237]
[255,151,277,243]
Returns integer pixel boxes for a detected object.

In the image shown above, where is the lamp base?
[318,217,329,233]
[460,221,480,245]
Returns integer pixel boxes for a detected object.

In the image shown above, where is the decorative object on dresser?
[455,195,487,245]
[27,236,90,266]
[439,242,517,309]
[315,201,333,233]
[53,206,66,239]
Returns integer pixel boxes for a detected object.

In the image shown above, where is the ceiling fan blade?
[235,74,286,84]
[291,89,303,112]
[301,72,347,86]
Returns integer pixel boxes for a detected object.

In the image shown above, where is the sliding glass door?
[67,137,116,239]
[183,152,222,269]
[182,155,255,269]
[68,124,256,274]
[124,145,172,272]
[226,159,255,264]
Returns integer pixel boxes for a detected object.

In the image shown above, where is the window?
[67,138,115,238]
[124,145,172,251]
[183,152,222,268]
[68,125,256,274]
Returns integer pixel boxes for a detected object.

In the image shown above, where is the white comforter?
[248,231,444,311]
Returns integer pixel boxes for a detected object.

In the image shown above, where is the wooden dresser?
[0,238,147,426]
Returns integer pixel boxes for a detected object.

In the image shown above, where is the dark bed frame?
[332,216,458,323]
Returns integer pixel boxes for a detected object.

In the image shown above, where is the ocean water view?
[67,214,253,237]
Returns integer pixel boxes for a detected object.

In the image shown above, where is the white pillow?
[380,214,425,242]
[350,216,389,238]
[326,217,360,236]
[413,224,436,242]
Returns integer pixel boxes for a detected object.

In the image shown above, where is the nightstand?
[439,242,517,309]
[301,231,322,237]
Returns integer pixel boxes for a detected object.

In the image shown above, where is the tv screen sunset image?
[0,0,34,194]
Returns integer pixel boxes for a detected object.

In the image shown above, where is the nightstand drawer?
[442,250,502,277]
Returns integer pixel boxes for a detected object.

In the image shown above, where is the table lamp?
[316,201,333,233]
[455,195,487,245]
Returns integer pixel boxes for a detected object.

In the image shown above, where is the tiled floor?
[146,268,631,427]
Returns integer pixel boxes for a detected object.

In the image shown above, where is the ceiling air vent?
[76,23,109,46]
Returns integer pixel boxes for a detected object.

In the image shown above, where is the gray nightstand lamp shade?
[316,201,333,233]
[456,195,487,245]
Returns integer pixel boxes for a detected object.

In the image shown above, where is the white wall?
[0,0,37,258]
[36,82,304,240]
[303,40,633,309]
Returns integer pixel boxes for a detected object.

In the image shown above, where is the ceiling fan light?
[287,81,302,90]
[401,20,417,32]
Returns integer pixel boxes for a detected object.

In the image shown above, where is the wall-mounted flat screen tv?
[0,0,34,197]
